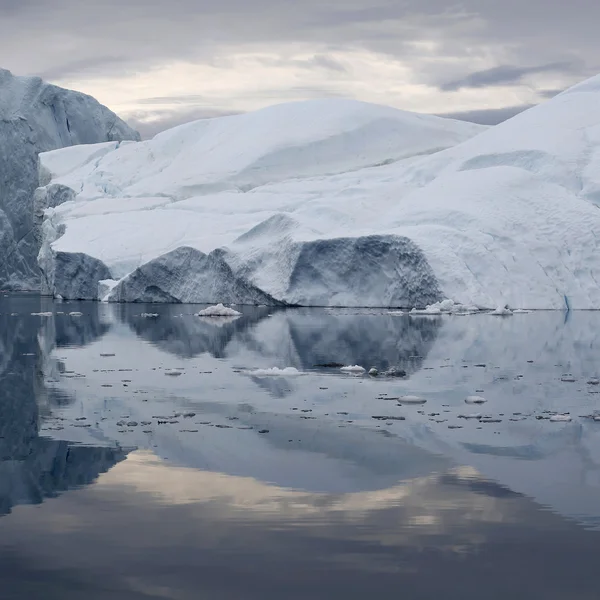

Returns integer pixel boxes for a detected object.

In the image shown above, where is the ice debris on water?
[140,313,159,318]
[399,395,427,405]
[465,395,487,404]
[164,370,183,377]
[561,375,576,383]
[489,305,513,316]
[340,365,366,373]
[69,312,83,317]
[550,414,572,422]
[196,304,242,317]
[368,368,379,376]
[410,299,480,316]
[31,312,53,317]
[249,367,304,377]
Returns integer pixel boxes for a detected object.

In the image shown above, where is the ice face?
[32,74,600,307]
[0,68,139,290]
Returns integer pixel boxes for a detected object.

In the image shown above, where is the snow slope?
[0,68,139,290]
[36,79,600,307]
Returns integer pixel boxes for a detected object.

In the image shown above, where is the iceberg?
[0,68,139,290]
[34,76,600,308]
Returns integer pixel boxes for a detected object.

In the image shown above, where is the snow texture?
[34,77,600,308]
[0,68,139,290]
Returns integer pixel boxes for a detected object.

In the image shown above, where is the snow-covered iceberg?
[0,68,139,290]
[35,77,600,308]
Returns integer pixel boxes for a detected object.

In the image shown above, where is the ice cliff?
[0,68,139,290]
[34,75,600,308]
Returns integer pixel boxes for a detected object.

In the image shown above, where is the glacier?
[35,76,600,308]
[0,68,139,290]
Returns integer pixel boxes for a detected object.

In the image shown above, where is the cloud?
[439,63,575,92]
[0,0,598,130]
[126,107,239,139]
[437,104,535,125]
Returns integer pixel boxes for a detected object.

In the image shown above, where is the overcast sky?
[1,0,598,137]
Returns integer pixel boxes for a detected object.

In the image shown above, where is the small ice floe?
[489,305,513,316]
[388,311,405,316]
[513,309,531,314]
[164,370,183,376]
[196,303,242,317]
[69,312,83,317]
[465,395,487,404]
[561,375,576,383]
[550,414,572,422]
[100,353,115,357]
[368,368,379,376]
[140,313,159,318]
[249,367,304,377]
[459,413,483,420]
[383,367,407,378]
[587,378,600,386]
[399,395,427,405]
[411,299,480,316]
[31,312,53,317]
[340,365,366,373]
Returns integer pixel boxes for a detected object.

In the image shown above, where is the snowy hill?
[0,68,139,290]
[35,78,600,308]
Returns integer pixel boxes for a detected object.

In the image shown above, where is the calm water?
[2,294,600,598]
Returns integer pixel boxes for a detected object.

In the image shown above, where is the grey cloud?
[440,63,575,92]
[0,0,599,121]
[127,108,240,139]
[437,104,535,126]
[130,84,350,137]
[35,56,127,81]
[538,88,565,99]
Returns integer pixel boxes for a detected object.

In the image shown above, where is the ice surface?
[35,76,600,307]
[0,68,139,290]
[35,99,483,305]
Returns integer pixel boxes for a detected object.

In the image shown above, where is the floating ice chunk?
[459,413,483,420]
[465,395,487,404]
[68,311,83,317]
[399,395,427,405]
[340,365,366,373]
[196,303,242,317]
[31,312,53,316]
[410,299,480,316]
[513,309,532,314]
[140,313,159,318]
[410,306,442,316]
[489,306,513,316]
[164,370,183,376]
[388,311,405,316]
[369,368,379,376]
[249,367,304,377]
[550,414,572,422]
[588,378,600,385]
[561,375,576,383]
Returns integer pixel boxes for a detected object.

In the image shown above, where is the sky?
[1,0,598,137]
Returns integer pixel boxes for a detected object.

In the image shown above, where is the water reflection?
[0,451,599,599]
[0,295,128,515]
[2,297,600,596]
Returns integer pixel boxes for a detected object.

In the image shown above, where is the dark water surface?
[2,294,600,598]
